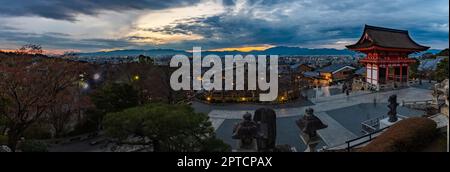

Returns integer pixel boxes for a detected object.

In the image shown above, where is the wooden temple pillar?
[346,25,429,91]
[385,64,389,84]
[406,65,410,86]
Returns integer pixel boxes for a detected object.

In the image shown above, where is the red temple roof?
[346,25,429,52]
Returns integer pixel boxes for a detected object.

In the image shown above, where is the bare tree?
[16,44,43,55]
[0,57,86,151]
[46,88,92,138]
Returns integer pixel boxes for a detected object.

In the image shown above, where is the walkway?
[208,87,433,148]
[315,112,357,147]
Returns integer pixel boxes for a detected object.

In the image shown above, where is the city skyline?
[0,0,448,54]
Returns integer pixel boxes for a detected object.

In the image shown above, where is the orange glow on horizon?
[208,45,274,52]
[0,49,80,56]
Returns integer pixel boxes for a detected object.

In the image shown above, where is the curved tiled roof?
[316,64,355,74]
[346,25,429,51]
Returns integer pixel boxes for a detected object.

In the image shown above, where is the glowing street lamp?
[93,73,101,81]
[133,75,140,81]
[79,81,89,90]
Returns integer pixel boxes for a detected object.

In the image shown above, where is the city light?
[133,75,140,81]
[93,73,101,81]
[0,1,446,156]
[79,81,89,90]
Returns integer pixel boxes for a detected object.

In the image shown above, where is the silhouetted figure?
[232,113,259,150]
[387,95,399,122]
[253,108,277,152]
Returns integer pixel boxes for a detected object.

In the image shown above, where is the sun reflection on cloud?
[127,0,224,44]
[208,44,275,52]
[126,31,204,44]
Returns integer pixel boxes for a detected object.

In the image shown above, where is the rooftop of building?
[346,25,430,51]
[315,64,356,73]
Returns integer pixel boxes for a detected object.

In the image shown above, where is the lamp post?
[296,108,328,152]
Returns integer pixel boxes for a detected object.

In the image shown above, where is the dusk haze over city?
[0,0,448,53]
[0,0,449,170]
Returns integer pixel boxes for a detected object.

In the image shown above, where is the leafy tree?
[19,140,48,152]
[90,82,139,114]
[200,137,232,152]
[0,135,7,145]
[103,103,230,152]
[436,48,449,56]
[89,83,139,130]
[100,62,188,104]
[22,122,52,140]
[118,63,182,104]
[0,98,7,135]
[434,57,449,82]
[138,55,154,64]
[408,59,420,79]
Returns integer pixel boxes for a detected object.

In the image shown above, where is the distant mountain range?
[75,49,188,57]
[74,46,443,57]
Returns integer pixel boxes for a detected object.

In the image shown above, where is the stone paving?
[209,87,432,120]
[207,87,434,149]
[315,112,357,148]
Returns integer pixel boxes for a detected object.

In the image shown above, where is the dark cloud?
[0,29,139,51]
[0,0,448,51]
[145,0,449,49]
[126,36,165,43]
[0,0,201,21]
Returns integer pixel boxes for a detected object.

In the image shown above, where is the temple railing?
[319,126,390,152]
[401,99,435,109]
[344,126,390,152]
[320,114,409,152]
[361,116,386,134]
[408,79,420,85]
[361,114,408,135]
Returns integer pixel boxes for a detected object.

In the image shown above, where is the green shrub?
[103,103,230,152]
[200,138,232,152]
[0,135,7,145]
[359,117,437,152]
[23,123,52,139]
[19,140,49,152]
[67,112,99,137]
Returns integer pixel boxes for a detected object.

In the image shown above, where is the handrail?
[345,126,390,152]
[345,114,409,152]
[361,115,388,134]
[321,114,413,152]
[402,100,434,104]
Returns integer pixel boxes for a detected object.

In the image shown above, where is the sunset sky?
[0,0,448,53]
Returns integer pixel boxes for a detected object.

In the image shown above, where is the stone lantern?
[296,108,327,152]
[232,112,259,152]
